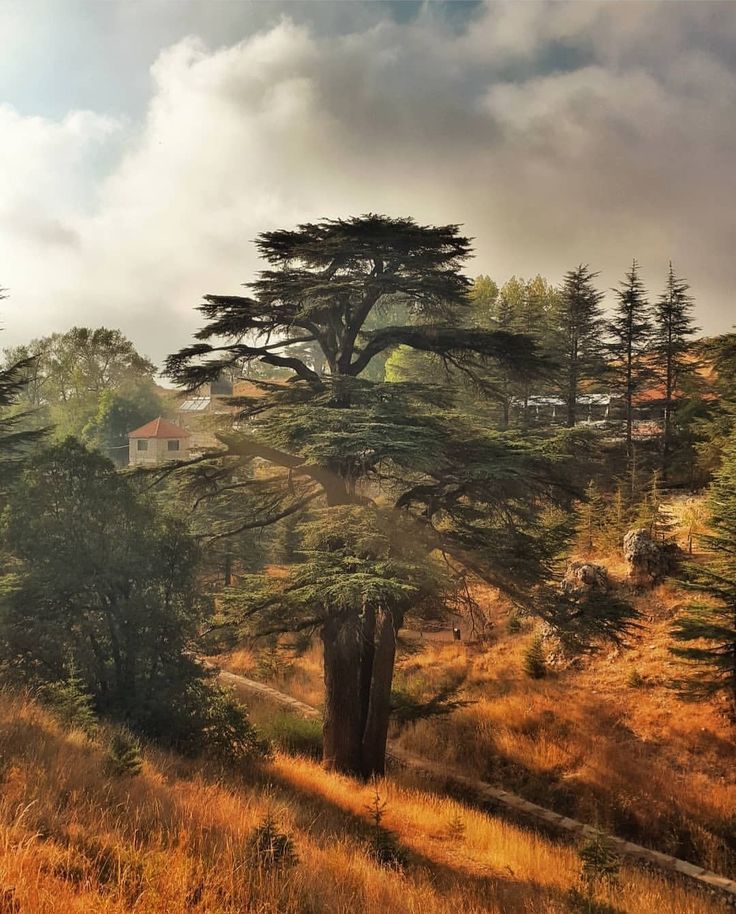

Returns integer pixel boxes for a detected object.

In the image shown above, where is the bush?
[140,676,268,763]
[522,635,547,679]
[247,812,297,869]
[507,612,523,634]
[106,729,143,777]
[626,668,645,688]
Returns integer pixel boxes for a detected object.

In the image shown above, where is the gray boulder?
[623,528,678,586]
[561,561,609,597]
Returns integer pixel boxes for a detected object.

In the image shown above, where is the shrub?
[507,612,523,634]
[247,812,297,869]
[143,678,268,763]
[626,668,645,688]
[522,635,547,679]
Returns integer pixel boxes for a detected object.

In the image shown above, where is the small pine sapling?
[107,729,143,777]
[46,667,98,738]
[579,833,620,894]
[365,782,407,869]
[523,635,547,679]
[247,811,297,869]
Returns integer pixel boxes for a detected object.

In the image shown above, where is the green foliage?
[578,480,606,553]
[390,682,470,726]
[252,641,295,682]
[106,728,143,777]
[165,214,591,777]
[45,667,98,738]
[506,611,524,634]
[523,635,547,679]
[82,379,163,464]
[0,300,46,486]
[3,326,156,442]
[260,713,322,759]
[445,813,466,841]
[365,784,407,870]
[0,439,261,760]
[578,834,621,893]
[634,470,670,539]
[551,264,606,427]
[671,437,736,712]
[247,812,297,869]
[652,264,698,477]
[607,260,652,455]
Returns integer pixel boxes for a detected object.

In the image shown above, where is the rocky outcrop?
[561,561,609,597]
[623,528,678,586]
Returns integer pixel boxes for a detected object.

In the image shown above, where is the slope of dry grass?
[0,690,728,913]
[217,566,736,876]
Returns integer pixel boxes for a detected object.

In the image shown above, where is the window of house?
[167,439,180,452]
[137,439,148,451]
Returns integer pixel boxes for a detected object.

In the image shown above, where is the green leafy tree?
[0,439,256,756]
[467,274,499,326]
[82,379,164,464]
[3,327,156,440]
[551,265,606,428]
[652,263,698,478]
[671,440,736,715]
[166,215,602,778]
[607,260,652,460]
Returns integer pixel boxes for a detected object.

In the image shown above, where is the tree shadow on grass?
[256,760,601,914]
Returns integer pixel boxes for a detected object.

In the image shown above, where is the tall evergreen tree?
[552,265,605,428]
[166,214,587,778]
[671,439,736,715]
[607,260,652,460]
[652,263,698,478]
[0,290,45,485]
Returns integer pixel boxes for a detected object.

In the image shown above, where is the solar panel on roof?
[179,397,211,411]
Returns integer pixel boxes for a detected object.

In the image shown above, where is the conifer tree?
[607,260,652,460]
[671,440,736,715]
[166,215,591,778]
[652,263,698,478]
[0,290,45,485]
[552,265,605,428]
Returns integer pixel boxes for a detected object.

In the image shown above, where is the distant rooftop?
[128,416,191,439]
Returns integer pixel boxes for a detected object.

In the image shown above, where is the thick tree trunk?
[360,607,398,778]
[321,605,401,779]
[358,603,376,738]
[321,615,363,774]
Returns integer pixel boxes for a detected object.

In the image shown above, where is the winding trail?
[218,666,736,901]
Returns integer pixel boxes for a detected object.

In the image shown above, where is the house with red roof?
[128,416,190,466]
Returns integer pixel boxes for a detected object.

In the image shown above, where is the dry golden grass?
[0,690,727,913]
[220,563,736,877]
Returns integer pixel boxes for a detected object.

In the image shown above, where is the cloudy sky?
[1,0,734,366]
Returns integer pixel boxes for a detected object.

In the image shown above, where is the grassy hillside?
[219,567,736,877]
[0,690,727,914]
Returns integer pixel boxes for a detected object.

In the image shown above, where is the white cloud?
[2,3,736,364]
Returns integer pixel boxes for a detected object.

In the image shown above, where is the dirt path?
[218,667,736,901]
